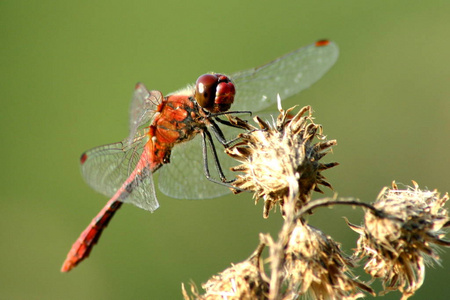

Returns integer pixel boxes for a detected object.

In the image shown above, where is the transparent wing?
[127,83,163,146]
[80,83,163,211]
[122,165,159,212]
[230,40,339,112]
[80,129,159,212]
[158,123,242,199]
[80,129,149,198]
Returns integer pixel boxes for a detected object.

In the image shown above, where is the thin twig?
[294,197,405,223]
[267,196,403,300]
[268,195,297,300]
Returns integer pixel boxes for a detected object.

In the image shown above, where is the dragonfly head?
[195,73,235,113]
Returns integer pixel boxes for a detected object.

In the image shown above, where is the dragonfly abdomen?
[61,199,123,272]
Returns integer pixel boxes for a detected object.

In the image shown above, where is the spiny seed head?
[226,102,338,218]
[182,252,269,300]
[347,181,450,300]
[284,221,374,299]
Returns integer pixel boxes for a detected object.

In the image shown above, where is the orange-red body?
[61,94,205,272]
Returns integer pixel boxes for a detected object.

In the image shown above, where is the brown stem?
[294,197,405,223]
[267,195,297,300]
[267,196,402,299]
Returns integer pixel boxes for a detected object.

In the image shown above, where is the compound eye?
[195,74,218,109]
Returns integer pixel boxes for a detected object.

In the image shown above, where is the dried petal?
[350,182,449,299]
[226,104,338,217]
[183,247,269,300]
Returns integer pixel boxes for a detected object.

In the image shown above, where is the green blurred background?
[1,1,449,299]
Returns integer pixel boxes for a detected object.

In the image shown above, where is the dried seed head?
[182,248,269,300]
[226,101,338,218]
[348,181,450,299]
[284,221,374,299]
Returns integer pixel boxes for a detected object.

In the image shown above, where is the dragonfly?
[61,39,339,272]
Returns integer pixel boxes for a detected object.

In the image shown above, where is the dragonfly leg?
[208,118,246,148]
[212,110,252,132]
[201,130,240,192]
[204,109,252,147]
[214,116,248,130]
[201,129,226,181]
[211,110,252,118]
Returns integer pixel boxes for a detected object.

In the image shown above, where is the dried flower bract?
[284,221,374,299]
[348,181,450,299]
[226,99,338,218]
[182,245,269,300]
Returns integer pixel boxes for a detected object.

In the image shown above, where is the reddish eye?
[195,74,218,109]
[195,73,235,113]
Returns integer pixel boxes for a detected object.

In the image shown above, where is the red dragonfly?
[61,40,339,272]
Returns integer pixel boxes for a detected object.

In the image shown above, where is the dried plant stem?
[264,196,387,300]
[263,196,297,300]
[294,197,405,224]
